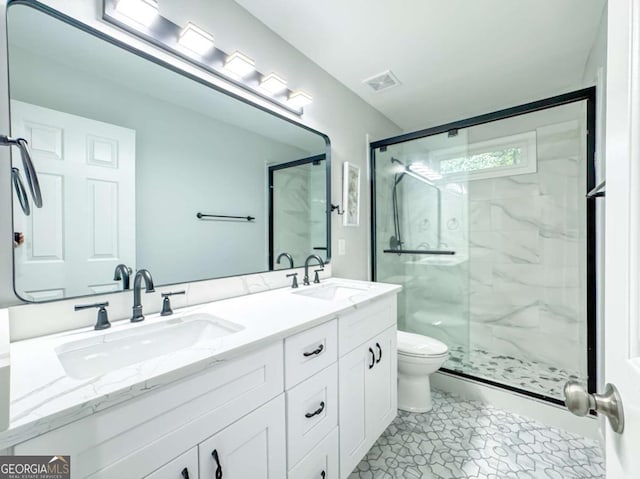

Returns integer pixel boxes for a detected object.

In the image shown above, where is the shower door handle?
[564,381,624,433]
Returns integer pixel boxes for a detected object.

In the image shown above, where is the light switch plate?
[338,239,346,255]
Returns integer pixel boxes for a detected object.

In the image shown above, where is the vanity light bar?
[102,0,311,115]
[260,73,288,94]
[224,51,256,78]
[178,23,214,56]
[288,90,313,108]
[114,0,159,27]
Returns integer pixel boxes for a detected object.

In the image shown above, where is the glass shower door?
[373,131,472,362]
[372,97,592,402]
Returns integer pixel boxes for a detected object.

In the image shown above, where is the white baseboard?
[432,371,600,441]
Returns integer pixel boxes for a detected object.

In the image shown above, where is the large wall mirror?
[7,3,330,302]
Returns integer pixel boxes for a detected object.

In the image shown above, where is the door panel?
[11,100,136,299]
[198,395,286,479]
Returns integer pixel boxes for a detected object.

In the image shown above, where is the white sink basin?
[55,313,243,379]
[293,283,370,301]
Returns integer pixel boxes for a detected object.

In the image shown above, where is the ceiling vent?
[363,70,401,93]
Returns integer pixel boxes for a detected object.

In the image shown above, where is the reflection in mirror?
[7,4,330,302]
[270,155,328,270]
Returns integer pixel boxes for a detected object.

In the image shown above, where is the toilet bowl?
[397,331,449,413]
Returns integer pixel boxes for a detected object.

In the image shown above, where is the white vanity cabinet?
[8,288,399,479]
[13,342,285,478]
[338,297,398,479]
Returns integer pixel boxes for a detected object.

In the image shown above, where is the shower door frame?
[268,153,328,270]
[370,87,597,406]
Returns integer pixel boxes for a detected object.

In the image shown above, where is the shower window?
[371,89,596,404]
[433,131,537,180]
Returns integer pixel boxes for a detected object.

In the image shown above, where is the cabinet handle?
[369,347,375,369]
[376,342,382,364]
[181,467,190,479]
[321,471,326,479]
[211,449,223,479]
[305,401,326,418]
[303,344,324,357]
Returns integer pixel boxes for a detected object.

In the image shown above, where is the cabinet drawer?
[338,295,396,356]
[288,428,338,479]
[285,319,337,388]
[287,363,338,467]
[199,394,286,479]
[145,447,197,479]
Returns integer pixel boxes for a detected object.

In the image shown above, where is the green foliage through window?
[440,147,522,174]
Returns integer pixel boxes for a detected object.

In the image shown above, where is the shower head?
[390,157,406,185]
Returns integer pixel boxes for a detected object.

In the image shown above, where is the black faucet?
[113,264,132,290]
[303,254,325,286]
[75,301,110,330]
[276,252,294,269]
[161,290,186,316]
[131,269,155,322]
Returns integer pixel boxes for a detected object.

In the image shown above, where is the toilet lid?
[397,331,448,356]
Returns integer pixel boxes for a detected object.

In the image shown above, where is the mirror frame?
[6,0,332,303]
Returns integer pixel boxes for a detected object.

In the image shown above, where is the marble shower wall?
[273,166,311,268]
[467,119,588,376]
[272,162,327,268]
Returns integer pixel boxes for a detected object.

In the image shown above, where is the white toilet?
[397,331,449,413]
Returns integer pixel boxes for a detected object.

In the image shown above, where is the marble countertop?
[0,278,400,449]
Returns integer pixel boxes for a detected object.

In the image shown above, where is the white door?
[603,0,640,476]
[198,395,286,479]
[11,100,135,300]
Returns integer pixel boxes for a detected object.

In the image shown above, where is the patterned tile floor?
[445,346,587,400]
[349,390,604,479]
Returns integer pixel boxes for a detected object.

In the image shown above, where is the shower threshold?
[444,345,587,401]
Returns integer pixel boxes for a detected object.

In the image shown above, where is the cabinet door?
[145,448,198,479]
[338,342,370,477]
[288,428,338,479]
[338,326,397,479]
[366,326,397,440]
[199,395,286,479]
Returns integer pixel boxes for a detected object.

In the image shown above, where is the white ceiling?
[234,0,606,132]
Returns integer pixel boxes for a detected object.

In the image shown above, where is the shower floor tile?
[348,390,604,479]
[444,345,587,400]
